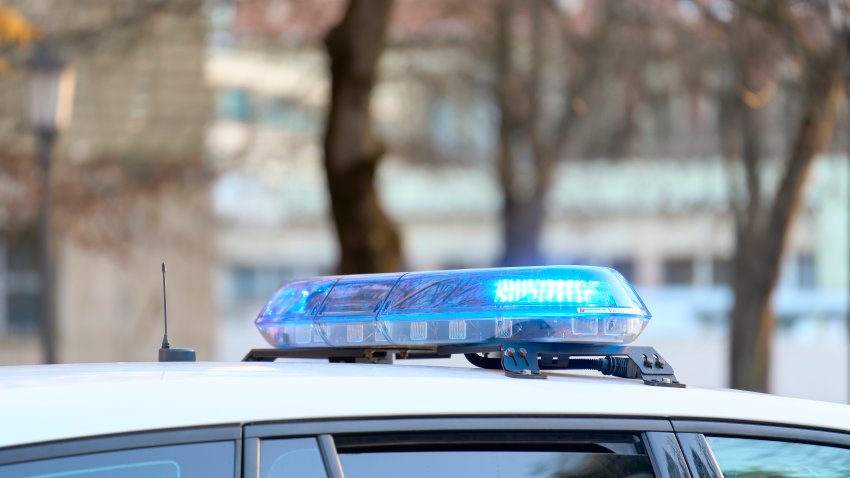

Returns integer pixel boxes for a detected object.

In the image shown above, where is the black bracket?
[497,342,684,387]
[242,347,447,363]
[501,344,546,379]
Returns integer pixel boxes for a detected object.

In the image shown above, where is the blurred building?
[0,0,214,363]
[207,0,849,402]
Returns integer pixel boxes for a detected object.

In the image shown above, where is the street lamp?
[26,41,75,364]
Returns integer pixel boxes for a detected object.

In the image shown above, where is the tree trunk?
[500,189,546,267]
[729,233,776,392]
[729,60,843,392]
[494,0,552,267]
[323,0,401,274]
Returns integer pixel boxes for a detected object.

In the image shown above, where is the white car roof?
[1,361,849,449]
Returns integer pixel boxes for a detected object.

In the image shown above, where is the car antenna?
[158,262,196,362]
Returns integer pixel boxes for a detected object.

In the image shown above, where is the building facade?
[0,0,215,363]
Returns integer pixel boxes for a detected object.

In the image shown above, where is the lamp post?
[26,41,75,364]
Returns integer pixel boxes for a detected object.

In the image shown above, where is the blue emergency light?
[254,266,650,349]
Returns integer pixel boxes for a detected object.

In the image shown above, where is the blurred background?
[0,0,848,402]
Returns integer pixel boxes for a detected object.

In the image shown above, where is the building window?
[611,258,635,283]
[797,253,816,289]
[231,265,294,302]
[4,232,41,334]
[217,89,252,122]
[711,257,732,287]
[232,266,256,301]
[428,97,494,161]
[430,99,461,157]
[261,98,319,134]
[662,258,694,286]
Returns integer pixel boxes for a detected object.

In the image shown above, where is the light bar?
[254,266,651,349]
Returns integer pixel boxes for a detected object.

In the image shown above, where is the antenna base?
[158,347,196,362]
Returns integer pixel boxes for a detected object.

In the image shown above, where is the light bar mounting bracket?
[242,342,684,387]
[495,342,684,387]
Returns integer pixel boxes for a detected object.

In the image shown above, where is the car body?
[2,360,850,477]
[4,265,847,477]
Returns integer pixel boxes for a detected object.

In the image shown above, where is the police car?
[1,266,850,477]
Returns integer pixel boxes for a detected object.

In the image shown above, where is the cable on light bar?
[254,266,651,349]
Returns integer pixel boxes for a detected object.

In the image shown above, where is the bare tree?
[494,0,548,267]
[705,1,845,391]
[493,1,601,266]
[492,0,658,267]
[323,0,402,274]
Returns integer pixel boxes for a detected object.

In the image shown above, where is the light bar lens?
[255,266,651,349]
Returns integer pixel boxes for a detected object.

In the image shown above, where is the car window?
[707,436,850,477]
[260,437,327,478]
[0,441,234,478]
[339,450,654,478]
[333,432,656,478]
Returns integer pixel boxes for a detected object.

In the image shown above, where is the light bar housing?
[255,266,651,349]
